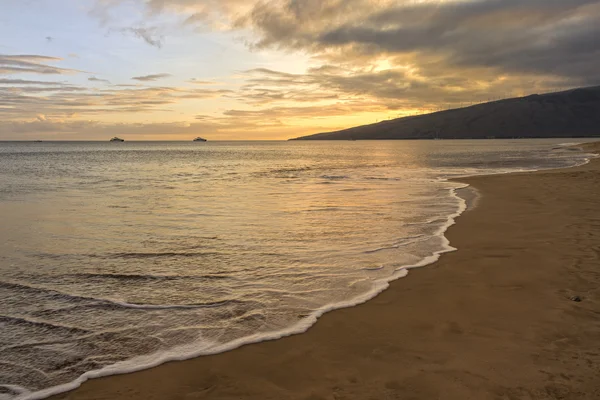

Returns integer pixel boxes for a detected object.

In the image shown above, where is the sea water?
[0,139,595,399]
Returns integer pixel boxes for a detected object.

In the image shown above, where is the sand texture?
[52,142,600,400]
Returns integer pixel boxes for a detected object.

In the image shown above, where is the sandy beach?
[51,142,600,400]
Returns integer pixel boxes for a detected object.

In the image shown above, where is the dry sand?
[53,142,600,400]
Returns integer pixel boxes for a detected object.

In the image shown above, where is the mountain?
[291,86,600,140]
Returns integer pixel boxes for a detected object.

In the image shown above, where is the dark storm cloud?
[233,0,599,84]
[317,1,600,81]
[93,0,600,96]
[94,0,600,85]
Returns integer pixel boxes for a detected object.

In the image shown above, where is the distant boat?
[110,137,124,142]
[193,137,207,142]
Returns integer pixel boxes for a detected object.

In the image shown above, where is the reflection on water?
[0,139,592,398]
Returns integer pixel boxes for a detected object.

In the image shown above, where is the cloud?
[0,81,232,122]
[0,79,67,85]
[0,54,82,75]
[109,0,600,85]
[120,26,164,48]
[188,78,216,85]
[1,85,88,93]
[221,103,384,119]
[241,66,540,106]
[132,73,172,81]
[89,0,600,107]
[88,76,111,84]
[239,0,600,84]
[139,0,253,30]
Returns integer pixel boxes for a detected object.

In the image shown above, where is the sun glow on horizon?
[0,0,593,140]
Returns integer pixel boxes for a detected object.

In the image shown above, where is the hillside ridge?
[291,86,600,140]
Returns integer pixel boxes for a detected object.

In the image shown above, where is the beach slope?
[53,143,600,400]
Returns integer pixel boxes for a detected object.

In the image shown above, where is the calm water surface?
[0,140,593,399]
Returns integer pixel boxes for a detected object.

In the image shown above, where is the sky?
[1,0,599,140]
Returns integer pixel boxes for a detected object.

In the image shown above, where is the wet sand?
[53,142,600,400]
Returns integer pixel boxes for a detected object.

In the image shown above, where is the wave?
[363,235,426,254]
[270,166,313,174]
[363,245,395,254]
[107,299,241,310]
[253,166,314,178]
[0,280,119,305]
[362,265,385,271]
[30,251,221,261]
[66,273,230,281]
[0,279,241,312]
[404,217,447,226]
[0,384,31,399]
[553,142,585,148]
[364,176,401,181]
[0,315,91,335]
[304,207,343,212]
[104,251,219,259]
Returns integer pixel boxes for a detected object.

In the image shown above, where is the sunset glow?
[1,0,597,140]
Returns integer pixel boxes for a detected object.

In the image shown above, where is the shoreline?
[24,160,471,400]
[46,142,600,400]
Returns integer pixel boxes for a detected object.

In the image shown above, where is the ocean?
[0,139,594,399]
